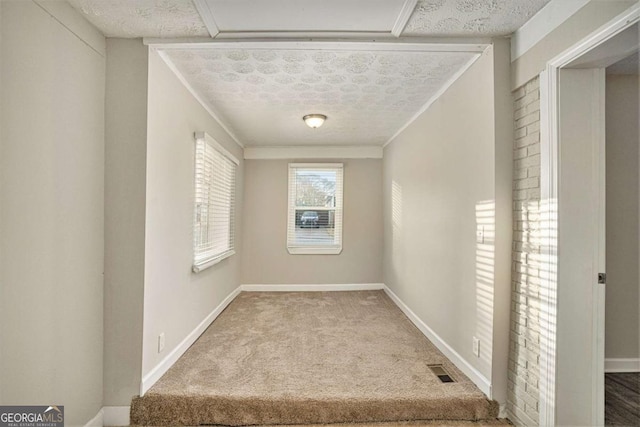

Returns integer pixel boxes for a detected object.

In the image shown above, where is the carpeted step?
[131,394,499,426]
[127,420,511,427]
[131,291,500,426]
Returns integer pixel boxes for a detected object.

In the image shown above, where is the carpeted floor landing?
[131,291,499,426]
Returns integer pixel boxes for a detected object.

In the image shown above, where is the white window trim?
[193,249,236,273]
[192,132,239,273]
[287,163,344,255]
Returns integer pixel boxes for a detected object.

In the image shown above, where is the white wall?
[605,74,640,360]
[382,45,512,398]
[241,159,383,285]
[0,1,105,424]
[142,49,244,377]
[104,38,148,406]
[491,38,514,407]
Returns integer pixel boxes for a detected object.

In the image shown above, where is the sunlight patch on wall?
[390,180,404,275]
[537,197,558,419]
[476,200,495,368]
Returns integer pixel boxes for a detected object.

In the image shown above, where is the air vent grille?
[428,364,456,383]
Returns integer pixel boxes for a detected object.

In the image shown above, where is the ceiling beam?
[391,0,419,37]
[244,146,384,160]
[193,0,220,38]
[213,31,393,39]
[143,38,491,53]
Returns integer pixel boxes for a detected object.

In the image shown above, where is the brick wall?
[507,76,541,426]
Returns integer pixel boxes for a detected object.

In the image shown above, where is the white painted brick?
[526,121,540,134]
[515,177,539,190]
[508,76,541,426]
[516,111,540,129]
[525,382,540,399]
[519,386,539,408]
[516,132,540,148]
[524,403,540,422]
[515,103,539,121]
[515,127,527,139]
[513,190,527,201]
[509,403,538,427]
[509,370,528,390]
[514,154,541,170]
[511,390,538,413]
[514,168,528,180]
[527,188,541,199]
[527,166,540,178]
[515,90,539,110]
[524,78,539,94]
[513,86,526,100]
[513,201,530,211]
[514,147,528,160]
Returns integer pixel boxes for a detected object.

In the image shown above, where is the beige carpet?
[131,291,499,426]
[127,421,511,427]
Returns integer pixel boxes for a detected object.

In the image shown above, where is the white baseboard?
[140,286,242,395]
[241,283,385,292]
[605,358,640,373]
[84,408,103,427]
[383,286,492,397]
[103,406,130,426]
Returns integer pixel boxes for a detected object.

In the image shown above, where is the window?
[192,132,238,272]
[287,163,343,254]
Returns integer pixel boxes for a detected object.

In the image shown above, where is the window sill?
[192,250,235,273]
[287,246,342,255]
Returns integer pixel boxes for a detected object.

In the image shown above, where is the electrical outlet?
[476,226,484,244]
[158,333,165,353]
[472,337,480,357]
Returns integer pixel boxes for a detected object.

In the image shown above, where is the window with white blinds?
[287,163,343,255]
[192,132,239,272]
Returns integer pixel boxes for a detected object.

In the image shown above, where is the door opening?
[538,6,639,426]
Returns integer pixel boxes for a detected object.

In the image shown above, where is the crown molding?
[155,50,245,148]
[384,52,482,148]
[244,145,383,160]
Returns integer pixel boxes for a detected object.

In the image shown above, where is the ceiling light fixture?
[303,114,327,129]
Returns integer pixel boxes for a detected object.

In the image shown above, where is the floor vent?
[428,364,456,383]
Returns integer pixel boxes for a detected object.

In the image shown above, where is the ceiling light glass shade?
[303,114,327,129]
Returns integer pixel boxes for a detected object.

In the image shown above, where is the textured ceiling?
[164,48,477,146]
[67,0,208,38]
[67,0,552,38]
[403,0,552,36]
[66,0,552,147]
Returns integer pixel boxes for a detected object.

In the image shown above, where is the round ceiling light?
[303,114,327,129]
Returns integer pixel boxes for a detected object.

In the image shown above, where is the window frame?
[287,163,344,255]
[192,131,239,273]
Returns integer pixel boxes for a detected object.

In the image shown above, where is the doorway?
[538,5,639,426]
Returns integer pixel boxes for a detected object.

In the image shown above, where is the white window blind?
[287,163,343,255]
[192,132,239,272]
